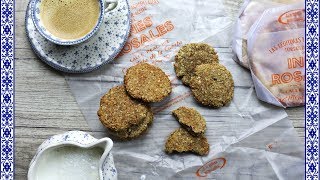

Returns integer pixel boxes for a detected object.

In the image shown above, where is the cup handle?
[104,0,118,13]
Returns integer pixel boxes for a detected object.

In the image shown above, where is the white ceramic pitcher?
[28,131,117,180]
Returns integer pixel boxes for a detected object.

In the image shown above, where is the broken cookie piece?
[165,128,209,156]
[172,107,206,136]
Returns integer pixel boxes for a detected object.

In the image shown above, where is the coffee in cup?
[40,0,100,40]
[31,0,118,45]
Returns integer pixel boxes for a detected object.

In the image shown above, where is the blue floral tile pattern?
[25,0,131,73]
[1,0,14,179]
[306,0,319,180]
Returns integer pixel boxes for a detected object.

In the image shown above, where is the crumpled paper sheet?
[65,0,304,179]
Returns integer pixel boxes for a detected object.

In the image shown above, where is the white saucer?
[25,0,131,73]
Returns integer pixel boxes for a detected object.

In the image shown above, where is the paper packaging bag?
[247,2,305,107]
[65,0,304,179]
[232,0,302,69]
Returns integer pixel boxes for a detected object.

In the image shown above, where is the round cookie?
[124,63,172,102]
[190,64,234,107]
[174,43,219,85]
[111,110,153,140]
[97,85,150,133]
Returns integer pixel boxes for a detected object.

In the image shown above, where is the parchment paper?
[65,0,304,179]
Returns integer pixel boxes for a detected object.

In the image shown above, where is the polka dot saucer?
[25,0,131,73]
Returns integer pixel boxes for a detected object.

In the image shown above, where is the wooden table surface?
[14,0,304,179]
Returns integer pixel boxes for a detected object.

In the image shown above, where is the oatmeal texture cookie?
[190,63,234,108]
[124,63,172,102]
[172,107,206,136]
[165,128,209,156]
[97,85,150,134]
[110,110,153,140]
[174,43,219,85]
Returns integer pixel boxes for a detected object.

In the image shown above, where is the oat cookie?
[172,107,206,136]
[174,43,219,85]
[190,63,234,108]
[111,110,154,140]
[165,128,209,156]
[97,85,150,135]
[124,63,172,102]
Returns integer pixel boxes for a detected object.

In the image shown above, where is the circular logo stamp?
[196,157,226,177]
[278,9,305,25]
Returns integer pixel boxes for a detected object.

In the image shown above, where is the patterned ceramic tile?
[1,0,14,179]
[306,0,319,179]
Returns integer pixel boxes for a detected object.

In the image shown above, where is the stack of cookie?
[174,43,234,108]
[98,63,172,140]
[165,107,209,156]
